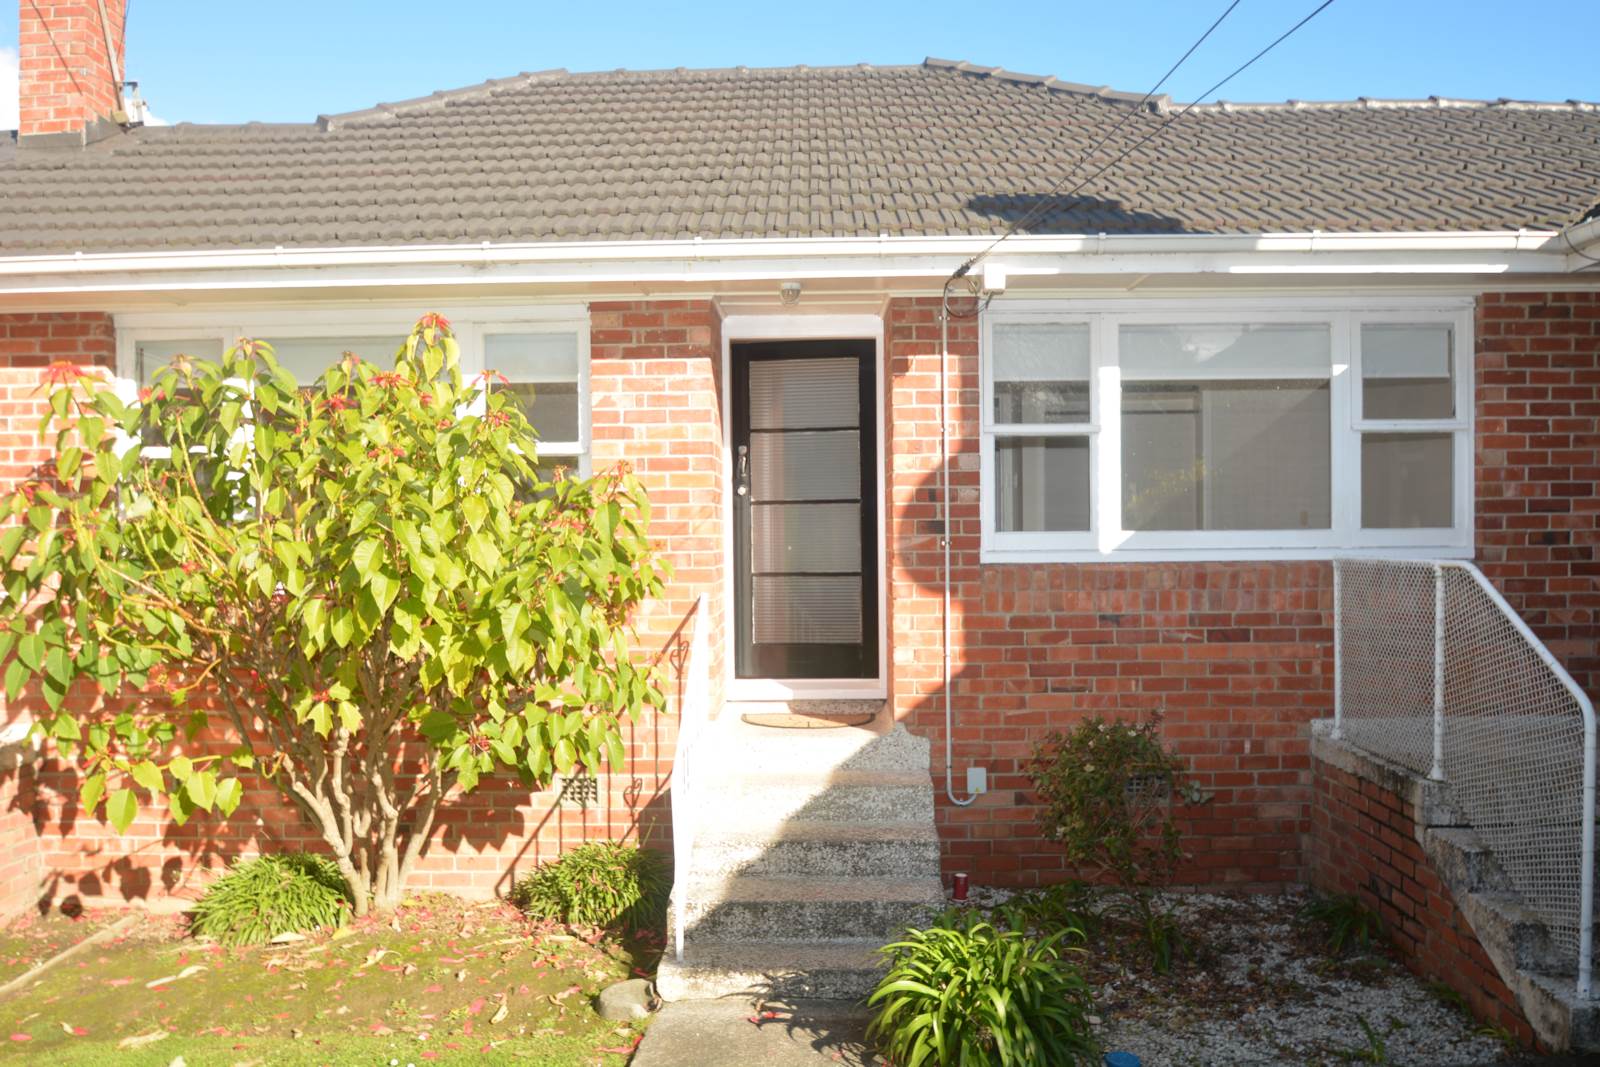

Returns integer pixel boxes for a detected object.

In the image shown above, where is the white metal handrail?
[669,594,712,964]
[1334,559,1596,998]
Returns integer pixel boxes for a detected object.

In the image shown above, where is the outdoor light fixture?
[779,281,802,305]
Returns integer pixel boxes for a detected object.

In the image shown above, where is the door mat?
[740,711,875,729]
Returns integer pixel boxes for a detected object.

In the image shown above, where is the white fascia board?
[0,230,1574,297]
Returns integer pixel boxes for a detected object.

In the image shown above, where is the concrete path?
[632,999,882,1066]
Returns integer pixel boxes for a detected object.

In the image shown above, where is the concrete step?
[1523,973,1600,1052]
[1424,827,1516,894]
[654,939,889,1001]
[700,719,929,775]
[690,819,942,879]
[1467,891,1566,975]
[695,771,934,824]
[675,874,945,943]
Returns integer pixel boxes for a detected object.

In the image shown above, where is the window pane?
[268,336,402,384]
[135,338,222,385]
[995,436,1090,532]
[992,323,1090,424]
[752,575,862,644]
[751,503,861,572]
[1362,324,1454,420]
[750,430,859,502]
[503,382,580,442]
[1362,433,1453,528]
[485,332,580,381]
[489,333,583,444]
[1121,323,1329,379]
[749,357,858,430]
[1122,381,1331,531]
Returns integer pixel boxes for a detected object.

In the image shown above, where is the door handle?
[736,445,749,496]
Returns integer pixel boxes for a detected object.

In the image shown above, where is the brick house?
[6,1,1600,1045]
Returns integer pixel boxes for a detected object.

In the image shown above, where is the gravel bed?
[957,886,1528,1066]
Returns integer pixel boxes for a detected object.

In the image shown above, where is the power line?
[953,0,1240,277]
[952,0,1339,282]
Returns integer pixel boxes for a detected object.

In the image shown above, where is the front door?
[732,340,878,680]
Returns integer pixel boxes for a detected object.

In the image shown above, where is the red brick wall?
[0,750,42,920]
[1,288,1596,914]
[0,304,723,913]
[1475,291,1600,695]
[590,299,728,710]
[19,1,127,139]
[0,313,116,911]
[1308,755,1534,1045]
[883,296,1330,889]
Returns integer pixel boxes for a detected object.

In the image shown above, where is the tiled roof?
[2,58,1598,255]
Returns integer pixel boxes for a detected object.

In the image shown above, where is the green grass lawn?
[0,896,656,1066]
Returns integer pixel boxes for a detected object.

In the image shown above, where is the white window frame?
[978,297,1475,564]
[114,305,591,472]
[469,319,591,477]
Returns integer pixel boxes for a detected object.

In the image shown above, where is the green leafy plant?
[0,314,667,914]
[1028,714,1200,892]
[190,853,350,946]
[511,841,669,931]
[866,910,1099,1066]
[996,881,1102,940]
[1140,898,1188,974]
[1099,889,1192,974]
[1029,715,1204,974]
[1302,892,1385,955]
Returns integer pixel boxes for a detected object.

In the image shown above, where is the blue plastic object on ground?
[1104,1053,1142,1067]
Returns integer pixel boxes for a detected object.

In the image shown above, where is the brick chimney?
[18,1,129,143]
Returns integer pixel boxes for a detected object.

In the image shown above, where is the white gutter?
[0,230,1576,297]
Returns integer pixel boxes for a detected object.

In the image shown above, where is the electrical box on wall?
[966,766,988,796]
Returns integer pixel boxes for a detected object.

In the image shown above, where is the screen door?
[732,340,878,679]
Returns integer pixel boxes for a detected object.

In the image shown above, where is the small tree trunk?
[344,867,371,918]
[370,821,405,913]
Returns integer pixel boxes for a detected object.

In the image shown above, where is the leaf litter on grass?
[0,893,652,1064]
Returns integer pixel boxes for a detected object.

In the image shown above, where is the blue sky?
[5,0,1598,126]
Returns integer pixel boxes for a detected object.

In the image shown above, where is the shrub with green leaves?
[511,841,669,932]
[0,314,667,915]
[867,910,1099,1066]
[191,853,351,947]
[1029,714,1200,891]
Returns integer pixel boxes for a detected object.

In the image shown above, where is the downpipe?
[940,283,977,808]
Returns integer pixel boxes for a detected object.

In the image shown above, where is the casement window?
[481,328,589,479]
[115,309,590,475]
[980,301,1473,562]
[131,335,227,453]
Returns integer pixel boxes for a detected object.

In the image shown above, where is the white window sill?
[978,542,1475,565]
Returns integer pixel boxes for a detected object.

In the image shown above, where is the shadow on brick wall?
[0,596,695,915]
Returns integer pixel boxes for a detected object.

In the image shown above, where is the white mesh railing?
[669,594,712,964]
[1334,559,1596,997]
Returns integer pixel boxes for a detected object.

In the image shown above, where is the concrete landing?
[633,999,882,1067]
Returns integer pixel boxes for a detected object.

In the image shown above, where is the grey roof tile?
[0,59,1597,255]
